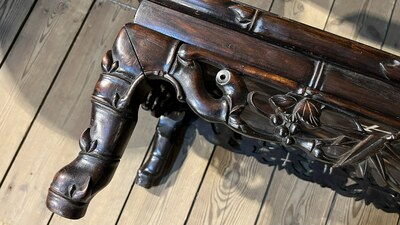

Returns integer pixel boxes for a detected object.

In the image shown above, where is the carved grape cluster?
[269,94,322,145]
[270,113,300,145]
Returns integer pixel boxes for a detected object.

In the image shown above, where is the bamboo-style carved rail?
[46,0,400,219]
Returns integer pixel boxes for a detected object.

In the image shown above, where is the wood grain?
[186,147,275,225]
[0,0,93,181]
[0,1,151,225]
[382,0,400,55]
[326,195,399,225]
[0,0,36,64]
[117,122,215,225]
[256,169,335,225]
[324,0,399,223]
[134,1,316,85]
[0,0,399,224]
[239,0,273,11]
[270,0,334,28]
[325,0,396,48]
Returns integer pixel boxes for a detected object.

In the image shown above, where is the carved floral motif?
[269,93,322,128]
[292,98,322,127]
[247,89,400,188]
[247,92,323,146]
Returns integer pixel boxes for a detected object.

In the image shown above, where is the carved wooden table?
[46,0,400,219]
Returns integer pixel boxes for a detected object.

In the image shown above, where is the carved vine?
[168,44,400,205]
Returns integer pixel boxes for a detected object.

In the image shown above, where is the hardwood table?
[46,0,400,219]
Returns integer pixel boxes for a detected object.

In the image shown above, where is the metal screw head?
[216,69,231,85]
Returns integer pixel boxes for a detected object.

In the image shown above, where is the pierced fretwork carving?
[46,0,400,219]
[168,43,400,211]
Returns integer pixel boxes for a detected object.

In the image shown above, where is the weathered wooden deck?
[1,0,400,224]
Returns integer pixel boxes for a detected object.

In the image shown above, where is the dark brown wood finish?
[134,1,316,85]
[134,0,400,127]
[148,0,400,83]
[46,0,400,219]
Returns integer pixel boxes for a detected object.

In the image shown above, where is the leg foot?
[136,111,187,188]
[47,99,142,219]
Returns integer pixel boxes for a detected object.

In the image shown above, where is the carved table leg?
[46,75,149,219]
[46,25,154,219]
[46,24,185,219]
[136,111,187,188]
[46,0,400,217]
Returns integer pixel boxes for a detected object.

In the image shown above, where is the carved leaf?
[383,143,400,162]
[67,177,93,200]
[88,140,97,153]
[368,155,387,187]
[380,60,400,81]
[334,135,383,167]
[228,4,255,29]
[112,92,120,108]
[68,184,77,198]
[110,61,119,73]
[79,128,91,152]
[269,94,297,111]
[101,50,113,72]
[101,50,119,73]
[355,161,368,178]
[79,128,97,153]
[292,98,321,127]
[72,177,93,200]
